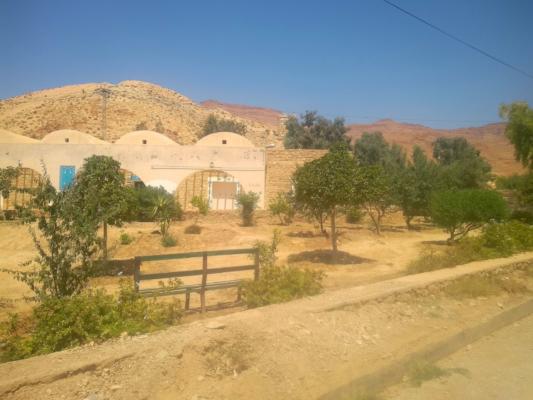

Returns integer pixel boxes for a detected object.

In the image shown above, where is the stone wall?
[264,149,327,205]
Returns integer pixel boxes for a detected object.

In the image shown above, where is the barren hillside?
[201,99,285,128]
[0,81,283,146]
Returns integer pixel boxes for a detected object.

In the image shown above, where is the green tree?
[353,132,390,166]
[396,146,440,229]
[268,192,296,225]
[429,189,508,243]
[359,165,395,235]
[293,143,364,252]
[3,173,99,299]
[353,132,407,233]
[499,102,533,170]
[432,137,491,189]
[236,191,260,226]
[202,114,247,136]
[71,155,129,260]
[284,111,349,149]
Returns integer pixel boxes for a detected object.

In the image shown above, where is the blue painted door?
[59,166,76,190]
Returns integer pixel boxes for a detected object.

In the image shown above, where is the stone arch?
[176,170,240,211]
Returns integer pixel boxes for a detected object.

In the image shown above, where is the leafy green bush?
[241,265,324,308]
[119,232,134,245]
[511,209,533,224]
[0,282,182,362]
[430,189,508,242]
[268,192,295,225]
[236,191,260,226]
[127,186,183,222]
[161,234,177,247]
[345,206,363,224]
[253,229,282,268]
[184,224,202,234]
[408,221,533,274]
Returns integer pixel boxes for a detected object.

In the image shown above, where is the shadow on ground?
[287,249,373,265]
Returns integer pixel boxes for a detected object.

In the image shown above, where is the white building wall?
[0,143,266,208]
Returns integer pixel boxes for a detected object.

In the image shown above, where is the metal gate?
[176,170,239,210]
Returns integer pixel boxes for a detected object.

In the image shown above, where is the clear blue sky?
[1,0,532,128]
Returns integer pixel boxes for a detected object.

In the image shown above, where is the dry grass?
[444,274,529,299]
[406,360,469,387]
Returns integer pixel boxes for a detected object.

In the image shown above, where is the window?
[64,138,69,143]
[222,140,227,144]
[142,139,147,144]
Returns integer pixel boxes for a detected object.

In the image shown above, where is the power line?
[383,0,533,81]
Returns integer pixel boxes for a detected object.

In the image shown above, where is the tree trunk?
[331,208,337,253]
[318,213,326,235]
[405,215,413,230]
[103,221,108,260]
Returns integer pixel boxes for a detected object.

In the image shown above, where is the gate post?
[133,257,141,292]
[201,252,208,312]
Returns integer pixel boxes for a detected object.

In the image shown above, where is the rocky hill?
[0,80,283,146]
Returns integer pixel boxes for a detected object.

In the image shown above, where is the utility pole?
[95,87,111,141]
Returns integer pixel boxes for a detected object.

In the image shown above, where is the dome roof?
[0,129,39,143]
[195,132,254,148]
[115,130,178,145]
[41,130,106,144]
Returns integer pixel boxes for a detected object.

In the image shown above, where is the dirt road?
[385,313,533,400]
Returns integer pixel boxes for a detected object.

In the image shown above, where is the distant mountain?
[201,100,285,128]
[0,81,283,146]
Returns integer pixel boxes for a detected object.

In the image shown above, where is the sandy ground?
[0,211,445,317]
[385,313,533,400]
[1,261,531,400]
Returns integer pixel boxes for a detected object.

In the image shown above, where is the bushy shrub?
[128,186,183,222]
[241,265,324,308]
[408,221,533,273]
[345,206,363,224]
[482,220,533,254]
[511,209,533,224]
[191,195,209,217]
[0,282,182,362]
[430,189,508,242]
[161,234,177,247]
[184,224,202,234]
[236,191,260,226]
[119,232,134,245]
[253,229,282,268]
[268,193,295,225]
